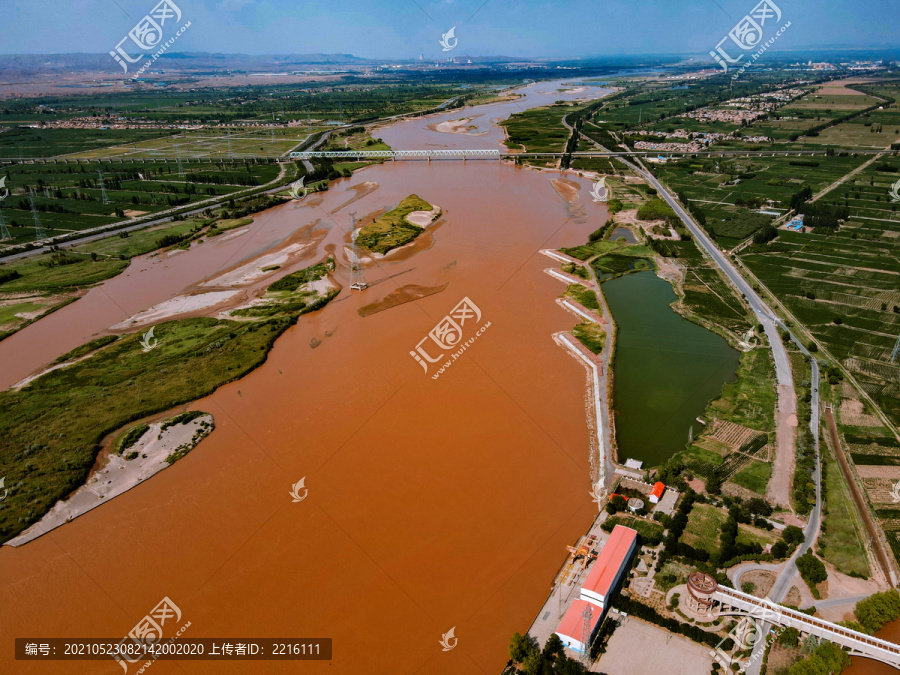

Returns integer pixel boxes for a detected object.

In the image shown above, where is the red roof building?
[580,525,637,609]
[554,599,602,654]
[649,482,666,504]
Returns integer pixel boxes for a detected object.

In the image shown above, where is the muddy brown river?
[0,81,615,674]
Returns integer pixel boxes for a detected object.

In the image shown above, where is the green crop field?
[0,159,279,245]
[0,127,175,158]
[741,211,900,425]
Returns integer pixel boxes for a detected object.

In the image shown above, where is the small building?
[649,482,666,503]
[580,525,638,609]
[554,599,602,654]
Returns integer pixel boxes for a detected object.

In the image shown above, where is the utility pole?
[96,171,110,205]
[29,190,45,240]
[0,209,10,241]
[348,211,367,291]
[580,603,593,665]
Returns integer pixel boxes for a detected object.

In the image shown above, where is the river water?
[0,81,617,674]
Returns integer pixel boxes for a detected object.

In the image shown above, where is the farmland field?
[0,159,280,245]
[681,503,728,554]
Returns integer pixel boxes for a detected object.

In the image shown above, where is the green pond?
[603,270,740,467]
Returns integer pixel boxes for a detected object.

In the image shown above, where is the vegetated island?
[355,194,441,255]
[0,256,338,544]
[6,411,214,546]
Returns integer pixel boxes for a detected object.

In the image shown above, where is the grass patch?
[51,335,120,365]
[820,448,871,577]
[731,460,773,495]
[736,522,778,549]
[356,194,436,255]
[572,322,605,354]
[602,513,664,546]
[268,258,335,293]
[564,283,599,310]
[117,423,149,454]
[680,503,728,554]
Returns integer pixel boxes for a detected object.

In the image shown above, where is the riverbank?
[5,412,214,547]
[0,258,339,544]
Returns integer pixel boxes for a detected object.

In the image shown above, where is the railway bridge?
[0,148,888,167]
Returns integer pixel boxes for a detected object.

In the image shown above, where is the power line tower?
[226,132,233,157]
[29,190,45,240]
[891,333,900,364]
[0,209,10,241]
[96,171,110,205]
[176,147,185,178]
[348,212,367,291]
[580,602,593,665]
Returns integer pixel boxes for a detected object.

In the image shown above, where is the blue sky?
[3,0,899,59]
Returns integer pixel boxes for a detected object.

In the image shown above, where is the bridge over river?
[2,148,887,167]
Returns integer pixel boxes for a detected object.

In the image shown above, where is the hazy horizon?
[4,0,899,61]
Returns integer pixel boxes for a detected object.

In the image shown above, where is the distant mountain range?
[0,52,542,78]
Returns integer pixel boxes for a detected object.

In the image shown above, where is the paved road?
[605,152,822,675]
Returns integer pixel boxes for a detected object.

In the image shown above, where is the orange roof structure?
[649,482,665,502]
[580,525,637,606]
[555,599,602,652]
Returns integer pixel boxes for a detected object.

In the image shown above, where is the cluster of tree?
[717,514,762,567]
[792,422,818,516]
[611,594,733,651]
[796,552,828,590]
[605,494,628,515]
[770,525,804,559]
[0,269,22,285]
[506,633,588,675]
[753,224,778,245]
[854,590,900,633]
[674,191,706,228]
[789,185,813,210]
[14,198,69,213]
[658,490,710,564]
[156,232,192,249]
[787,640,851,675]
[798,202,849,229]
[588,219,616,243]
[635,198,677,223]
